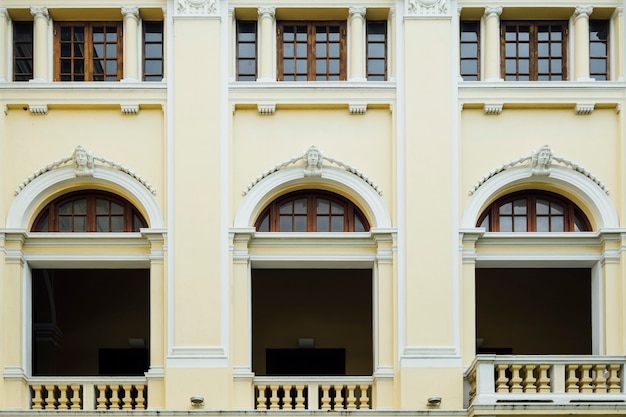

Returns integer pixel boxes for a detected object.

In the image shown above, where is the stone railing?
[254,376,373,410]
[465,355,626,406]
[29,377,147,410]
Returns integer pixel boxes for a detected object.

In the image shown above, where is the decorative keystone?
[257,104,276,115]
[483,104,503,115]
[29,105,48,115]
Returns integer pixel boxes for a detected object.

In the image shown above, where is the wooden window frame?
[477,190,591,232]
[501,21,568,81]
[460,20,480,81]
[255,190,369,232]
[143,21,164,81]
[589,20,609,81]
[236,20,258,81]
[13,21,34,81]
[277,21,347,81]
[53,22,123,81]
[32,190,147,232]
[366,20,387,81]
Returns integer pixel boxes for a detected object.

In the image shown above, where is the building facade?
[0,0,625,416]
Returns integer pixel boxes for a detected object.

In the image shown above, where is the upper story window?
[277,21,346,81]
[143,21,164,81]
[256,190,369,232]
[13,21,33,81]
[477,190,591,232]
[236,20,257,81]
[32,191,147,232]
[501,21,568,81]
[54,22,122,81]
[460,21,480,81]
[366,21,387,80]
[589,20,609,80]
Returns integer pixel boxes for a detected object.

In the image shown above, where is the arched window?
[477,190,591,232]
[32,190,148,232]
[255,190,369,232]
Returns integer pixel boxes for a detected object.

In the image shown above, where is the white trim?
[233,165,392,229]
[166,346,228,368]
[462,165,619,229]
[6,166,164,230]
[400,346,462,368]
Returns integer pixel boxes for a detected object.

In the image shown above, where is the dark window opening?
[237,20,257,81]
[589,20,609,80]
[366,21,387,80]
[13,21,34,81]
[460,21,480,80]
[143,21,164,81]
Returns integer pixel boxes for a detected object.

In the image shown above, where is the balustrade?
[254,377,372,410]
[29,378,147,410]
[466,355,626,406]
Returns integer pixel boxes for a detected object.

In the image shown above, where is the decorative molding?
[258,6,276,19]
[469,145,608,196]
[257,104,275,115]
[243,146,382,196]
[15,145,156,196]
[349,104,367,115]
[349,6,366,19]
[574,6,593,21]
[407,0,448,16]
[29,104,48,115]
[121,6,140,20]
[167,346,228,368]
[3,105,8,115]
[30,6,49,21]
[121,104,140,115]
[483,103,503,115]
[484,6,503,18]
[176,0,217,16]
[575,103,595,115]
[616,104,622,114]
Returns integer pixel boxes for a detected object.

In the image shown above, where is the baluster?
[269,385,280,410]
[509,364,523,393]
[566,365,579,392]
[136,385,146,409]
[44,385,57,410]
[58,385,69,409]
[593,364,608,393]
[110,385,121,409]
[346,384,357,409]
[281,385,292,410]
[536,364,551,393]
[31,385,44,410]
[358,385,370,409]
[523,364,537,392]
[294,385,305,409]
[320,385,331,410]
[496,364,509,392]
[256,385,267,409]
[96,385,109,409]
[579,364,593,393]
[607,364,621,393]
[122,384,133,409]
[70,384,82,409]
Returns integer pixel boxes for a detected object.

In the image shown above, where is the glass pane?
[96,199,108,214]
[536,200,549,215]
[93,27,104,42]
[499,202,512,215]
[74,44,85,58]
[538,43,548,57]
[106,44,117,57]
[96,216,109,232]
[316,60,326,73]
[550,203,563,215]
[518,43,529,57]
[258,215,269,232]
[317,217,329,231]
[552,59,562,72]
[73,29,84,42]
[61,27,72,41]
[460,44,477,58]
[279,216,292,231]
[237,43,254,58]
[354,216,366,232]
[294,216,306,232]
[538,59,549,73]
[59,217,71,231]
[536,216,549,232]
[111,216,124,232]
[331,202,344,214]
[368,43,385,58]
[283,43,294,57]
[145,60,163,74]
[61,44,71,57]
[590,43,607,56]
[329,44,340,57]
[93,60,104,74]
[514,216,527,232]
[106,60,117,74]
[35,215,49,232]
[294,198,307,214]
[500,217,512,232]
[552,216,564,231]
[317,199,330,214]
[514,200,526,214]
[106,31,117,42]
[590,59,607,73]
[283,60,294,74]
[111,202,123,215]
[74,216,86,232]
[461,61,478,74]
[329,60,339,73]
[74,199,87,214]
[296,59,307,73]
[93,44,104,58]
[519,59,529,73]
[479,215,489,230]
[331,216,344,231]
[574,215,586,232]
[551,43,562,56]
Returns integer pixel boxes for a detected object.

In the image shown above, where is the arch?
[462,165,618,230]
[7,166,164,230]
[234,166,392,229]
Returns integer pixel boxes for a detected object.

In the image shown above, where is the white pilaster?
[30,6,49,82]
[257,7,275,82]
[0,8,9,82]
[573,6,593,81]
[483,6,502,82]
[122,7,140,82]
[349,6,366,81]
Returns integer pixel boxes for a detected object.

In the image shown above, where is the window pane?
[536,200,549,215]
[279,216,292,231]
[317,199,330,214]
[331,216,344,231]
[552,216,564,232]
[294,216,307,232]
[317,217,329,231]
[294,198,307,214]
[536,216,549,232]
[460,43,478,58]
[500,217,512,232]
[499,202,512,215]
[514,216,527,232]
[96,199,109,214]
[513,200,526,214]
[111,216,124,232]
[354,216,366,232]
[59,217,71,231]
[96,216,109,232]
[74,216,86,232]
[258,215,269,232]
[74,199,87,214]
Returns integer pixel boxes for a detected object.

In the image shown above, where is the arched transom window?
[477,190,591,232]
[32,190,148,232]
[256,190,369,232]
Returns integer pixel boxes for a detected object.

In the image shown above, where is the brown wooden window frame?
[32,190,147,232]
[236,20,258,81]
[460,20,480,81]
[255,190,369,232]
[477,190,591,232]
[589,20,609,81]
[13,21,34,81]
[143,20,164,81]
[54,21,123,82]
[501,21,568,81]
[277,21,347,81]
[366,20,387,81]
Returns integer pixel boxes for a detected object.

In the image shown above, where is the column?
[122,7,140,82]
[573,6,593,81]
[349,6,366,81]
[483,6,502,81]
[0,8,9,82]
[30,6,49,82]
[257,7,275,82]
[613,7,624,81]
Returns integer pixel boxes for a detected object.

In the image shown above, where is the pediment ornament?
[176,0,217,16]
[469,145,608,195]
[243,146,382,196]
[15,146,156,196]
[408,0,448,15]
